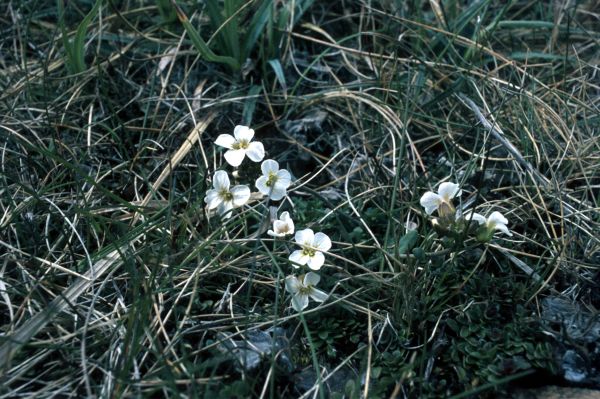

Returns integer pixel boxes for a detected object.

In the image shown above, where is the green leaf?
[460,326,470,338]
[344,379,356,397]
[412,247,425,260]
[268,59,287,92]
[446,319,459,332]
[372,366,382,378]
[242,85,263,126]
[398,230,418,254]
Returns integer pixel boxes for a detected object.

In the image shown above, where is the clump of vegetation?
[1,0,598,397]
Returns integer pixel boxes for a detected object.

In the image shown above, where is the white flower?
[215,125,265,167]
[204,170,250,219]
[419,182,462,215]
[255,160,291,201]
[289,229,331,270]
[464,211,513,237]
[267,211,295,237]
[284,272,328,312]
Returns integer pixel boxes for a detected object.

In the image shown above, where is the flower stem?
[299,311,325,399]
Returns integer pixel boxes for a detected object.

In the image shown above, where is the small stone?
[562,350,587,383]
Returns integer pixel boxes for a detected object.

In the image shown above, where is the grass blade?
[57,0,102,74]
[268,58,287,92]
[172,1,240,70]
[224,0,241,61]
[56,0,75,73]
[243,0,272,59]
[72,0,102,72]
[242,85,263,125]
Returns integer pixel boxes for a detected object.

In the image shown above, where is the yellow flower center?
[301,246,316,257]
[232,139,249,150]
[219,189,233,201]
[298,285,313,295]
[266,172,278,187]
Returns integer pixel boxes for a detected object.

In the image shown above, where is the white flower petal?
[303,272,320,286]
[224,149,246,167]
[438,182,461,202]
[230,185,250,207]
[280,211,291,222]
[464,212,486,225]
[309,288,328,303]
[273,220,292,235]
[269,185,287,201]
[255,176,270,196]
[215,134,235,149]
[246,141,264,162]
[284,275,301,294]
[289,250,308,267]
[272,220,286,232]
[261,159,279,175]
[234,125,254,142]
[217,201,234,218]
[213,170,230,190]
[276,169,291,188]
[488,211,508,227]
[267,229,282,237]
[307,251,325,270]
[313,232,331,252]
[291,293,309,312]
[494,223,513,236]
[295,229,314,246]
[488,212,512,236]
[204,189,221,209]
[419,192,442,215]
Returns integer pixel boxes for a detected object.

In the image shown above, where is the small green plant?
[420,182,513,243]
[444,302,556,394]
[172,0,314,72]
[308,314,362,358]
